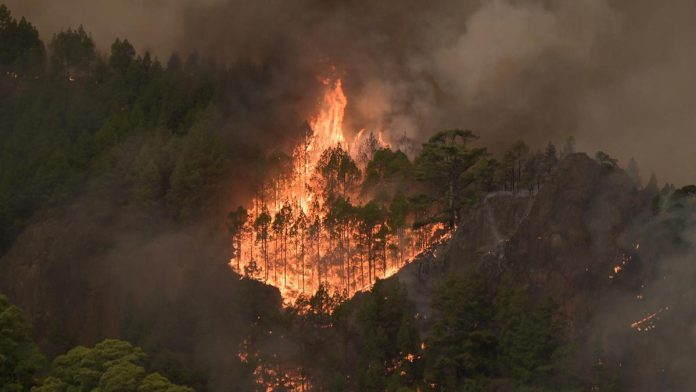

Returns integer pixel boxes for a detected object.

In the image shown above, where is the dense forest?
[0,2,318,256]
[1,265,628,391]
[0,1,574,259]
[2,3,696,392]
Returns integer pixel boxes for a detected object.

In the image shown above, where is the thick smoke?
[177,0,694,186]
[585,199,696,390]
[6,0,696,184]
[1,0,216,56]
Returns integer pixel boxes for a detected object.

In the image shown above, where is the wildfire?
[238,339,310,391]
[229,77,447,304]
[608,252,632,280]
[630,306,669,332]
[310,78,346,153]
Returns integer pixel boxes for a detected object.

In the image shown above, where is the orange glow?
[238,339,311,391]
[310,79,346,155]
[608,252,631,280]
[229,77,448,304]
[630,306,669,332]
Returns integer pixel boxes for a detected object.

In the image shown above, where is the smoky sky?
[5,0,696,185]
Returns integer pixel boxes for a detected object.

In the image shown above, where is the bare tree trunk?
[360,254,365,287]
[368,231,373,283]
[383,241,387,277]
[263,237,268,282]
[249,231,254,269]
[448,180,455,228]
[283,235,288,288]
[274,235,278,282]
[346,234,351,293]
[235,235,241,272]
[317,234,322,287]
[300,233,305,293]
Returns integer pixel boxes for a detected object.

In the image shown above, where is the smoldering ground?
[582,197,696,391]
[6,0,696,184]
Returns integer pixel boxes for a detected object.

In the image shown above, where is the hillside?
[389,153,694,391]
[2,2,696,391]
[4,152,694,390]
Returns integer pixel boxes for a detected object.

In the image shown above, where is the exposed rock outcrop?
[396,153,644,334]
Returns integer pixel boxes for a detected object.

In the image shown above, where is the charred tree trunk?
[301,236,305,293]
[283,234,288,288]
[274,235,278,282]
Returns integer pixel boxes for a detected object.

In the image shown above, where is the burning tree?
[227,78,452,303]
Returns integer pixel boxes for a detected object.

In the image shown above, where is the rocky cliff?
[393,153,696,391]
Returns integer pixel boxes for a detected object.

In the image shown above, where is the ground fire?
[228,78,448,303]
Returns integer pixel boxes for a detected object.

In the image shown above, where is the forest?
[226,125,577,301]
[1,3,695,391]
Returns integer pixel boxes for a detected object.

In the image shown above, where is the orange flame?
[310,79,346,153]
[229,77,447,305]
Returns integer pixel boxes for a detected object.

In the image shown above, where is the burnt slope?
[391,153,696,391]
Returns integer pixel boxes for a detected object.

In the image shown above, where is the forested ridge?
[0,2,307,256]
[2,4,696,392]
[0,2,571,258]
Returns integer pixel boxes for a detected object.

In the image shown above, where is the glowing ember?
[228,77,448,304]
[630,306,669,332]
[238,339,310,391]
[608,252,631,280]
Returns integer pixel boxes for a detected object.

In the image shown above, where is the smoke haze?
[5,0,695,184]
[3,3,696,390]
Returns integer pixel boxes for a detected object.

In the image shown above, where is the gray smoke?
[5,0,696,184]
[585,199,696,391]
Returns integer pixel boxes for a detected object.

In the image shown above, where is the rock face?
[395,153,643,334]
[394,153,696,391]
[505,153,641,331]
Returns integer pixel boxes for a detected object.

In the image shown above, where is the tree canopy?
[0,4,44,75]
[33,339,193,392]
[415,129,487,228]
[0,294,45,391]
[0,293,194,392]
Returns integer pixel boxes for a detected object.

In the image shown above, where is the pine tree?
[424,271,495,389]
[227,206,249,272]
[415,129,486,228]
[0,294,45,390]
[254,206,272,281]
